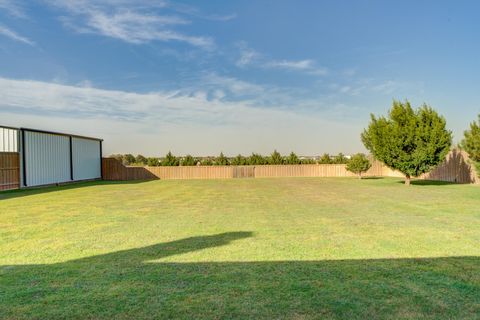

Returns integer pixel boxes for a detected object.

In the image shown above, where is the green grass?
[1,177,479,319]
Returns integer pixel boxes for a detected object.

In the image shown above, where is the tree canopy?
[361,100,452,185]
[346,153,371,179]
[461,115,480,174]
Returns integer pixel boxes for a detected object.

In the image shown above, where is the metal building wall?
[24,131,71,187]
[0,127,18,152]
[72,137,101,180]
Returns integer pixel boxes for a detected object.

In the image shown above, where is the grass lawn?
[1,177,479,319]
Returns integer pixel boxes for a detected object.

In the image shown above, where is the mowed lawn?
[1,178,479,319]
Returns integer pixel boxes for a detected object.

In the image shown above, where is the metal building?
[0,125,103,188]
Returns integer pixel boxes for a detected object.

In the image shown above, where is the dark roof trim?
[20,127,103,142]
[0,125,20,130]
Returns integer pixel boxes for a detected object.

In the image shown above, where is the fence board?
[0,152,20,190]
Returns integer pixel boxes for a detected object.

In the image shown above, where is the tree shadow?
[1,232,478,319]
[395,179,456,186]
[0,180,153,201]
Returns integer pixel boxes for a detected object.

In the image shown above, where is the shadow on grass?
[359,176,385,180]
[395,180,456,186]
[0,180,153,201]
[1,232,478,319]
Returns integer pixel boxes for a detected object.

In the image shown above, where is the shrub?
[346,153,372,179]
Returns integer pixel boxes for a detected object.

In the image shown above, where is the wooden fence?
[0,152,20,191]
[102,149,479,184]
[421,149,479,184]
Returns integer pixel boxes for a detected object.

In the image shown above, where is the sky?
[0,0,479,156]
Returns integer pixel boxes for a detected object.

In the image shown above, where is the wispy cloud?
[265,59,313,70]
[235,42,328,76]
[0,25,34,45]
[235,42,260,67]
[0,76,363,155]
[0,0,26,18]
[48,0,215,49]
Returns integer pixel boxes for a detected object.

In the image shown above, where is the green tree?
[333,153,348,164]
[248,153,267,165]
[269,150,284,165]
[346,153,372,179]
[231,154,247,166]
[200,158,213,166]
[147,157,160,166]
[362,100,452,185]
[461,115,480,174]
[181,155,197,166]
[110,154,124,163]
[286,152,301,164]
[301,158,316,164]
[214,152,230,166]
[161,151,179,166]
[135,154,147,165]
[123,154,135,165]
[318,153,332,164]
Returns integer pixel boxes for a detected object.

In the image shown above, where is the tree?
[461,115,480,162]
[161,151,179,166]
[231,154,247,165]
[269,150,284,165]
[346,153,372,179]
[135,154,147,165]
[181,155,197,166]
[318,153,332,164]
[123,154,135,165]
[200,158,213,166]
[286,152,301,164]
[248,153,267,165]
[147,157,160,166]
[361,100,452,185]
[333,153,348,164]
[214,152,230,166]
[301,158,316,164]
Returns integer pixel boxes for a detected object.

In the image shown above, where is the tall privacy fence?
[1,148,477,191]
[102,149,479,184]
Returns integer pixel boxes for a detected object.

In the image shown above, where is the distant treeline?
[109,151,350,167]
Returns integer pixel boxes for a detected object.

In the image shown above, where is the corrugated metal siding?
[72,137,101,180]
[0,128,18,152]
[24,131,71,186]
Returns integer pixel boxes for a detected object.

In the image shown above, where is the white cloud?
[235,43,327,76]
[0,76,364,155]
[266,59,314,70]
[235,42,260,67]
[0,25,34,45]
[265,59,328,76]
[0,0,26,18]
[48,0,215,48]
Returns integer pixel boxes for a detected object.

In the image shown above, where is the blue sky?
[0,0,478,156]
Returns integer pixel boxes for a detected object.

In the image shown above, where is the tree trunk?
[358,173,362,180]
[405,174,411,186]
